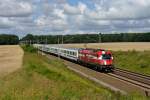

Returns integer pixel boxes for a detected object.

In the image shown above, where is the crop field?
[62,42,150,51]
[0,45,23,76]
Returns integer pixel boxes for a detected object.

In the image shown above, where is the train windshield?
[102,54,111,60]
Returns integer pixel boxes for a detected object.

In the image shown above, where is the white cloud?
[78,2,87,14]
[35,14,68,32]
[64,4,81,15]
[88,0,150,20]
[0,17,15,29]
[0,0,33,17]
[64,2,87,15]
[0,0,150,36]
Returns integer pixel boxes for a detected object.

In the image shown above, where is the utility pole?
[37,39,39,55]
[61,35,63,44]
[99,33,102,43]
[57,36,60,44]
[40,36,43,44]
[30,40,32,45]
[57,35,60,59]
[26,40,28,45]
[46,37,48,44]
[41,36,44,55]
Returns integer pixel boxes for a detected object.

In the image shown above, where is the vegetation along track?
[108,68,150,93]
[41,51,150,96]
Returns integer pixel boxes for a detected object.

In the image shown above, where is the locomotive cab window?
[102,54,111,60]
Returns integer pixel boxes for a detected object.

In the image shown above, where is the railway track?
[108,68,150,96]
[115,68,150,85]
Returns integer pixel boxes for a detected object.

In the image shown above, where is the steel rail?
[113,68,150,86]
[116,68,150,80]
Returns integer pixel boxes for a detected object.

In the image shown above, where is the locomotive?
[78,48,114,71]
[34,44,114,72]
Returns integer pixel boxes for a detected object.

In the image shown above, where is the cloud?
[88,0,150,20]
[63,2,87,15]
[35,14,68,32]
[0,17,15,29]
[0,0,150,37]
[0,0,32,17]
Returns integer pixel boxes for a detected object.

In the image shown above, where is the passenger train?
[33,44,114,71]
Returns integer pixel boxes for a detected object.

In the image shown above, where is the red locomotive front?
[78,48,114,71]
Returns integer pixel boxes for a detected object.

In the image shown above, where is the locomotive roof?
[79,48,112,55]
[45,46,79,51]
[80,48,105,52]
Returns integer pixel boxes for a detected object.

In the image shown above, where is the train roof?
[45,45,79,51]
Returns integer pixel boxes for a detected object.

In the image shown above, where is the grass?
[0,45,149,100]
[113,50,150,75]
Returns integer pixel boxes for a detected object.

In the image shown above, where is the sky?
[0,0,150,37]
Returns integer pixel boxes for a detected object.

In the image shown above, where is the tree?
[0,34,19,45]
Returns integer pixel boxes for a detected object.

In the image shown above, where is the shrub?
[21,44,37,53]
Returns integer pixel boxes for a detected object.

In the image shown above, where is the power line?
[99,33,102,43]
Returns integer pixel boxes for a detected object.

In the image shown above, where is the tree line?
[21,33,150,44]
[0,33,149,45]
[0,34,19,45]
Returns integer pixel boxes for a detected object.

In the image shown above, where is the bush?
[21,44,37,53]
[113,50,150,75]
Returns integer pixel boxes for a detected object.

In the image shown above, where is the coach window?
[74,52,77,56]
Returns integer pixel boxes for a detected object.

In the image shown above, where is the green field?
[0,45,148,100]
[113,50,150,75]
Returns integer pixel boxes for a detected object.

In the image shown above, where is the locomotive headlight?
[104,61,107,65]
[99,56,102,60]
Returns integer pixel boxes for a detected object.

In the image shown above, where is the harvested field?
[62,42,150,51]
[0,45,23,76]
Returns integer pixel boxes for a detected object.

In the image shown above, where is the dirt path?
[0,45,24,76]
